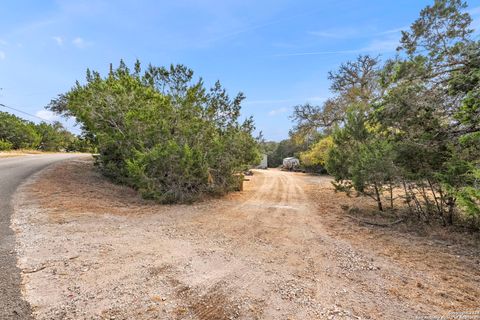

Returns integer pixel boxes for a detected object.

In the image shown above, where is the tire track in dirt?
[142,171,283,319]
[177,170,317,319]
[12,160,480,319]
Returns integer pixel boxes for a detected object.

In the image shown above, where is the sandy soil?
[11,159,480,319]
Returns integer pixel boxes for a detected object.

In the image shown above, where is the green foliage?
[0,112,95,152]
[299,136,333,168]
[292,0,480,224]
[35,121,77,151]
[66,134,96,153]
[457,185,480,217]
[0,111,85,152]
[257,139,279,163]
[48,61,260,203]
[326,111,395,211]
[0,111,41,149]
[266,138,306,168]
[0,139,13,151]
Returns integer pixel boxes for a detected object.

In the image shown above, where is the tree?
[0,111,40,149]
[35,121,76,151]
[267,138,306,168]
[291,55,382,139]
[48,61,260,203]
[377,0,480,223]
[326,110,396,212]
[299,136,333,172]
[292,0,479,225]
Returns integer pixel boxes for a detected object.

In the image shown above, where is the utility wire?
[0,103,54,123]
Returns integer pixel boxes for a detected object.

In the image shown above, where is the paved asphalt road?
[0,154,87,319]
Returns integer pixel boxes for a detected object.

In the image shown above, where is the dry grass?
[0,149,43,158]
[0,150,83,158]
[307,183,480,313]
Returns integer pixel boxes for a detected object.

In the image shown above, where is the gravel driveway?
[11,159,480,319]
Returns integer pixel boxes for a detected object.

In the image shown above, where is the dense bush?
[48,62,260,203]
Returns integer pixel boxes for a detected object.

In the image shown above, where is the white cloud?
[203,9,315,46]
[10,18,61,38]
[35,110,59,121]
[309,26,405,40]
[72,37,91,48]
[0,51,5,60]
[52,36,64,46]
[375,27,407,36]
[358,38,398,53]
[268,107,289,116]
[275,34,400,57]
[309,28,358,39]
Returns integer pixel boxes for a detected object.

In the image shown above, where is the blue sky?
[1,0,479,141]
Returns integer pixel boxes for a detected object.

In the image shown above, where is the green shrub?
[49,61,260,203]
[0,139,13,151]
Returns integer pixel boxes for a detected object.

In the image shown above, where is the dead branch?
[22,265,47,274]
[346,215,404,227]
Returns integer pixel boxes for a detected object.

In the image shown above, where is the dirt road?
[11,159,480,319]
[0,154,87,320]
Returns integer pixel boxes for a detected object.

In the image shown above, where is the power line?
[0,103,54,123]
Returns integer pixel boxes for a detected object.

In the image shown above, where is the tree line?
[284,0,479,227]
[0,111,92,152]
[48,62,260,203]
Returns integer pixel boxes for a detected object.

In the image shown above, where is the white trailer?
[282,157,300,171]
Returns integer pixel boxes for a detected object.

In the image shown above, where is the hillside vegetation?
[0,111,91,152]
